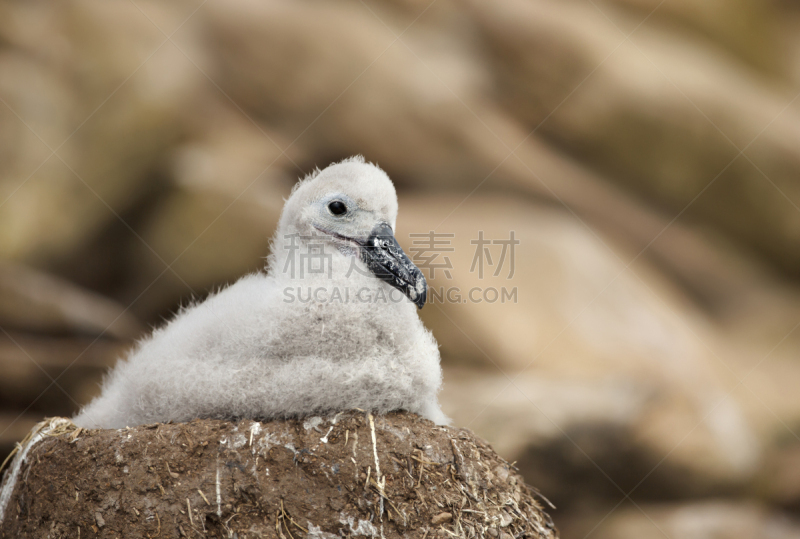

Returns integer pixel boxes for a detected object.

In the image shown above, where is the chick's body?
[73,157,447,428]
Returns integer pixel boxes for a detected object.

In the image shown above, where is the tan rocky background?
[1,0,800,537]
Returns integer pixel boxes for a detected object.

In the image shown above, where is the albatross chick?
[73,156,448,429]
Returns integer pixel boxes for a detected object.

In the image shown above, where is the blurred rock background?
[1,0,800,537]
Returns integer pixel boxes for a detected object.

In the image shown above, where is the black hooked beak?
[360,222,427,309]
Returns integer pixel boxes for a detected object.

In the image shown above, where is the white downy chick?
[73,156,448,428]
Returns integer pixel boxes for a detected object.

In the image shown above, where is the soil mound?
[0,412,557,538]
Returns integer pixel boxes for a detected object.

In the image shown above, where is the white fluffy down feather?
[73,157,448,429]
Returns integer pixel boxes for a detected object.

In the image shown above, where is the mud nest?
[0,412,557,538]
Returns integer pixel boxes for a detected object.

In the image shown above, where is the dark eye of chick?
[328,201,347,215]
